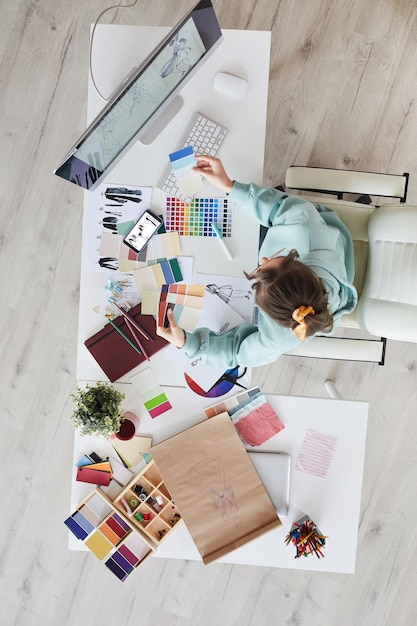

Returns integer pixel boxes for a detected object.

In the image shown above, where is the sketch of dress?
[160,35,192,78]
[189,455,241,529]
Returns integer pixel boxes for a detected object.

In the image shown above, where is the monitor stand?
[138,95,184,145]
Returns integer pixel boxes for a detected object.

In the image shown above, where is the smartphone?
[123,209,163,253]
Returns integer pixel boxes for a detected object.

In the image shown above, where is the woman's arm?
[157,309,299,368]
[194,155,308,227]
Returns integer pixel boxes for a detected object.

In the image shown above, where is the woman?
[156,156,357,368]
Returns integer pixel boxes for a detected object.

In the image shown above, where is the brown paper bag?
[151,412,281,564]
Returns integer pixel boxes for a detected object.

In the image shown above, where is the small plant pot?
[115,416,136,441]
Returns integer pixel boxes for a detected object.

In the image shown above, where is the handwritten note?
[295,430,338,478]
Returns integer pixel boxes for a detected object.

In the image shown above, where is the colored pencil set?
[108,299,153,361]
[285,515,327,559]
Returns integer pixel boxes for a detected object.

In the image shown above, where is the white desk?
[71,390,368,574]
[77,26,271,383]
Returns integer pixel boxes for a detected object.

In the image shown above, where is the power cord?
[89,0,139,102]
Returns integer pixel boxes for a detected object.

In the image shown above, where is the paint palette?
[64,490,154,581]
[165,197,233,237]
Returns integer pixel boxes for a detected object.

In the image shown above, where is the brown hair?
[244,249,333,338]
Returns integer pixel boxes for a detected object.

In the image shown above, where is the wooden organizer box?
[111,459,181,544]
[65,488,156,581]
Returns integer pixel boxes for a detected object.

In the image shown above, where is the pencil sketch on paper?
[189,455,241,529]
[205,283,252,304]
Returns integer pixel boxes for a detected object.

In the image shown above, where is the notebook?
[247,452,291,516]
[84,304,168,382]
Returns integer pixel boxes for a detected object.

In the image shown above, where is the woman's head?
[244,249,333,340]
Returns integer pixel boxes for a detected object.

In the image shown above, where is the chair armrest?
[285,166,408,202]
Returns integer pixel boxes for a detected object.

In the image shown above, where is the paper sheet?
[295,430,338,478]
[82,182,153,271]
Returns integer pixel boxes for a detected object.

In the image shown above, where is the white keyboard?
[157,112,228,197]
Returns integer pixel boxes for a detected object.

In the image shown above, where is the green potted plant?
[70,382,126,437]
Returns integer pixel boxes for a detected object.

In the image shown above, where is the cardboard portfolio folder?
[151,413,281,564]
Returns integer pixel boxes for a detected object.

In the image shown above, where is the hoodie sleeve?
[229,182,310,227]
[183,319,301,368]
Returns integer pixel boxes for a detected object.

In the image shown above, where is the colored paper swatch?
[165,197,233,237]
[85,492,113,520]
[168,146,204,197]
[119,543,141,567]
[295,429,338,478]
[131,258,183,292]
[73,510,95,535]
[145,232,182,260]
[157,283,205,329]
[78,503,102,527]
[99,522,121,545]
[64,515,89,541]
[109,435,153,468]
[122,533,152,562]
[229,395,285,447]
[204,387,262,419]
[203,387,284,446]
[105,556,130,581]
[130,368,172,419]
[85,530,114,560]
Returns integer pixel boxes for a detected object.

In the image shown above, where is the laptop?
[248,452,291,517]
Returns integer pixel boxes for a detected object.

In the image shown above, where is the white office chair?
[283,166,417,362]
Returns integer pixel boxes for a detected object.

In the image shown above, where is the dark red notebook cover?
[84,304,168,382]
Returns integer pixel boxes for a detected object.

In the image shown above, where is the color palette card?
[165,197,233,237]
[145,231,182,260]
[157,283,205,330]
[130,368,172,419]
[131,258,183,293]
[168,146,204,198]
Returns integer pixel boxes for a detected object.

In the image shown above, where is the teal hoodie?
[183,182,358,367]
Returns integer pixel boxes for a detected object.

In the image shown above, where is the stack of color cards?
[75,458,112,486]
[165,197,233,237]
[65,491,153,581]
[168,146,204,198]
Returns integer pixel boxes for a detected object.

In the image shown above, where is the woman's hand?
[193,155,234,193]
[156,309,186,348]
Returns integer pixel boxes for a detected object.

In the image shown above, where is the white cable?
[89,0,139,102]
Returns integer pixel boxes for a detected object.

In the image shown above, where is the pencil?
[211,222,233,261]
[108,318,143,356]
[124,317,150,361]
[110,300,153,341]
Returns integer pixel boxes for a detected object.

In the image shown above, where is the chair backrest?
[356,204,417,342]
[295,194,374,328]
[285,166,417,342]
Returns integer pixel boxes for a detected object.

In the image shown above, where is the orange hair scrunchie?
[292,306,315,341]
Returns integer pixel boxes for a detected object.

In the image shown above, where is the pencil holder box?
[111,459,181,543]
[65,460,181,580]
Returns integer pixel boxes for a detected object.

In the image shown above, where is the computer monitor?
[54,0,222,190]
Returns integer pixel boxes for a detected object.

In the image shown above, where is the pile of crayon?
[285,514,327,559]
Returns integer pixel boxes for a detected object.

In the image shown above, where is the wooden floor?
[2,1,417,624]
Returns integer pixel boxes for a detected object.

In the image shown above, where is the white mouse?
[213,72,248,98]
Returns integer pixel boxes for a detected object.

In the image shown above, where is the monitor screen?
[54,0,222,190]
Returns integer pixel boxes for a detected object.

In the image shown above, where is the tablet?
[248,452,291,516]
